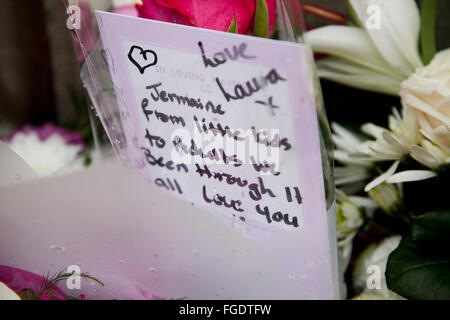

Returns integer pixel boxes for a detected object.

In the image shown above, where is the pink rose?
[136,0,276,36]
[0,265,68,300]
[112,4,139,17]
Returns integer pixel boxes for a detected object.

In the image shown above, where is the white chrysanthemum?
[359,108,448,187]
[332,123,375,193]
[336,189,365,245]
[410,139,450,170]
[367,182,402,214]
[7,132,83,177]
[360,105,421,162]
[336,189,377,299]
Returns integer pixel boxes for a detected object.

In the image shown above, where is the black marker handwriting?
[141,147,189,173]
[128,45,157,74]
[198,41,255,68]
[256,204,299,228]
[146,82,225,115]
[215,68,286,102]
[202,185,244,213]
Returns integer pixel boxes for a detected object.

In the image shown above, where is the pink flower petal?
[0,265,68,300]
[155,0,256,33]
[137,0,194,26]
[112,4,139,17]
[265,0,277,37]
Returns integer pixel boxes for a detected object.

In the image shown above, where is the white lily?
[305,0,423,95]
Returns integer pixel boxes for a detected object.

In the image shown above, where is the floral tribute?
[3,0,447,300]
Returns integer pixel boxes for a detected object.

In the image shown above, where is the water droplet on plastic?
[288,273,296,279]
[148,267,158,273]
[50,245,65,253]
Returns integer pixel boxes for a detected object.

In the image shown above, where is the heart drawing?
[128,45,158,74]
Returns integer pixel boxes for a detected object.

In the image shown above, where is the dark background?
[0,0,449,132]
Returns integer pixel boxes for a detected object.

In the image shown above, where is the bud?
[368,182,402,214]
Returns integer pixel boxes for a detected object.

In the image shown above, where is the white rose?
[0,282,20,300]
[401,49,450,151]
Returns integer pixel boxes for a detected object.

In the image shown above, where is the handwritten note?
[96,12,339,299]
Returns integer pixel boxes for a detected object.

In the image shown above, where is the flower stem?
[420,0,437,65]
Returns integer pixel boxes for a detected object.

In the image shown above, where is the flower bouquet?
[305,0,450,299]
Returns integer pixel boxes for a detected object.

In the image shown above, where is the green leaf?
[253,0,269,37]
[411,210,450,243]
[227,12,238,33]
[420,0,437,65]
[386,236,450,299]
